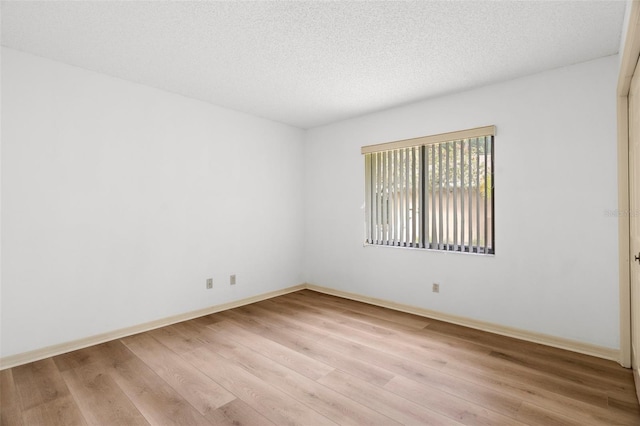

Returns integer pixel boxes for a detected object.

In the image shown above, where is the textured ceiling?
[1,1,627,129]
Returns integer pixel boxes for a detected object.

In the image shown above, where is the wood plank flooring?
[1,289,639,425]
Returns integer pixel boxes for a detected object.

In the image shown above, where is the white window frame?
[362,126,495,255]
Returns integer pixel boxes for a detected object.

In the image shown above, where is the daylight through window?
[363,126,494,254]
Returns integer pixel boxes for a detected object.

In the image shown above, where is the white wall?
[1,48,305,358]
[303,55,620,349]
[0,47,622,358]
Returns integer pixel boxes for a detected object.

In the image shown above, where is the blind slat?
[483,136,488,254]
[389,151,395,245]
[490,136,495,252]
[468,139,473,252]
[365,154,372,243]
[382,151,388,244]
[412,147,418,246]
[460,141,465,250]
[377,152,383,244]
[421,145,427,249]
[404,148,410,245]
[453,140,458,251]
[399,150,405,246]
[396,150,401,246]
[476,137,481,253]
[438,144,443,250]
[431,145,437,249]
[445,142,450,249]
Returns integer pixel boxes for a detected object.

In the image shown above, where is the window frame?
[362,126,495,255]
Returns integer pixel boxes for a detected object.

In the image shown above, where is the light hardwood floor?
[1,289,639,425]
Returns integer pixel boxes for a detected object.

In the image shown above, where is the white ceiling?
[1,1,627,129]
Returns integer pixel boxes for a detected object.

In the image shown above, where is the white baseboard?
[1,282,621,370]
[305,283,620,363]
[0,284,305,370]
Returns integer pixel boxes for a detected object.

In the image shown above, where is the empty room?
[3,0,640,425]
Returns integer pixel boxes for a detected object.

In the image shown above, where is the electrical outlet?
[230,274,236,285]
[206,278,213,289]
[432,283,440,293]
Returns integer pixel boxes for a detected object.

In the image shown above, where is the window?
[362,126,494,254]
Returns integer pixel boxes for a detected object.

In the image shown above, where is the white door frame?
[618,0,640,369]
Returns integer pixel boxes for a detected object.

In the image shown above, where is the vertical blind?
[363,126,495,254]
